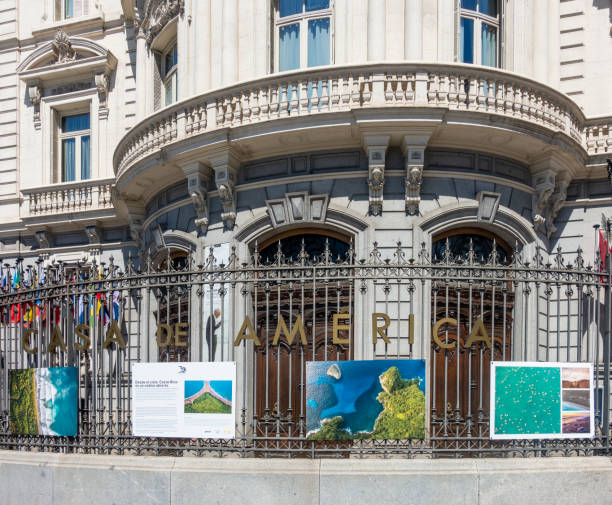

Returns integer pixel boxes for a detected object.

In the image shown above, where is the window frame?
[56,109,91,183]
[274,0,334,72]
[459,0,500,68]
[161,42,178,107]
[58,0,90,20]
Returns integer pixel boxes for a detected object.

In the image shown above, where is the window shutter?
[55,0,61,20]
[74,0,83,17]
[83,0,89,16]
[153,52,162,111]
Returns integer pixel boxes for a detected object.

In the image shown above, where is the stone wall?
[1,450,611,505]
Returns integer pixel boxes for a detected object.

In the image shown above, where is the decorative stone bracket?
[266,192,329,228]
[182,161,213,234]
[95,72,110,118]
[403,147,425,215]
[28,82,42,129]
[35,229,51,249]
[85,224,102,255]
[209,150,239,229]
[532,168,570,239]
[363,135,390,216]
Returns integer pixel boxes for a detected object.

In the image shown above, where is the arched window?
[258,230,350,263]
[432,227,511,264]
[252,229,353,444]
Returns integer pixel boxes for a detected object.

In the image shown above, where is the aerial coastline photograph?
[306,359,425,440]
[184,380,232,414]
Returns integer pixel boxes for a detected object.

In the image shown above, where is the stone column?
[405,0,422,60]
[222,0,239,85]
[367,0,386,61]
[135,31,147,120]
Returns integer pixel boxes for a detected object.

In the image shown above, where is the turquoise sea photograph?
[306,359,425,440]
[9,367,77,436]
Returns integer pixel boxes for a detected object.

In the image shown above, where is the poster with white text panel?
[132,362,236,439]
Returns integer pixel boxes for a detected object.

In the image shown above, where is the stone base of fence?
[1,450,611,505]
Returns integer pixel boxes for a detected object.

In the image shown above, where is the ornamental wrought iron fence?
[0,238,610,458]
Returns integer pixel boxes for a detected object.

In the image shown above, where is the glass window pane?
[279,23,300,71]
[460,0,477,11]
[165,45,177,75]
[460,17,474,64]
[62,113,90,133]
[305,0,329,11]
[62,138,76,182]
[165,79,174,106]
[64,0,74,18]
[481,23,497,67]
[280,0,301,17]
[307,18,330,67]
[479,0,497,17]
[80,135,90,180]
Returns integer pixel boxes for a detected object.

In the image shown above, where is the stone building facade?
[0,0,612,471]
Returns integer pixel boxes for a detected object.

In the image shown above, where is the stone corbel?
[401,132,432,216]
[545,171,571,238]
[182,161,213,234]
[532,169,556,236]
[123,199,145,247]
[363,135,390,216]
[35,229,52,249]
[85,224,102,254]
[95,72,110,118]
[28,82,42,129]
[403,146,425,216]
[209,150,239,229]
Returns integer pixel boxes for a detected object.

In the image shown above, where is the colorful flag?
[112,291,120,321]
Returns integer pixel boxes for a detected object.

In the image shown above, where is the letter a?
[103,320,126,349]
[272,315,307,346]
[464,318,491,349]
[233,316,260,346]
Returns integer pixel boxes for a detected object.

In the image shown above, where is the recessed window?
[277,0,331,72]
[162,43,178,106]
[59,112,90,182]
[459,0,499,67]
[60,0,90,20]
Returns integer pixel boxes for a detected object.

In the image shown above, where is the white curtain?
[481,23,497,67]
[307,18,330,68]
[280,23,300,71]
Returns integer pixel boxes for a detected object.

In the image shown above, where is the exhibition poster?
[203,243,231,362]
[132,361,236,439]
[9,367,78,436]
[490,361,594,439]
[306,359,426,440]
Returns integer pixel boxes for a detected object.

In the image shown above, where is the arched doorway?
[252,229,353,440]
[430,228,514,443]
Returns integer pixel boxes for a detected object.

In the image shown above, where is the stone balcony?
[21,178,115,224]
[113,63,609,202]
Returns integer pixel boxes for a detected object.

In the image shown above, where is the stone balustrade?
[22,178,115,218]
[114,63,595,178]
[584,116,612,156]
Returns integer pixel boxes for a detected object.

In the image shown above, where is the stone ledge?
[0,450,611,505]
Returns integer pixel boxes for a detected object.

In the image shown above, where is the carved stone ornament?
[367,150,386,216]
[532,169,569,239]
[95,73,110,109]
[28,83,42,128]
[404,148,425,216]
[52,29,76,64]
[191,190,209,232]
[35,230,51,249]
[142,0,184,44]
[217,182,236,229]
